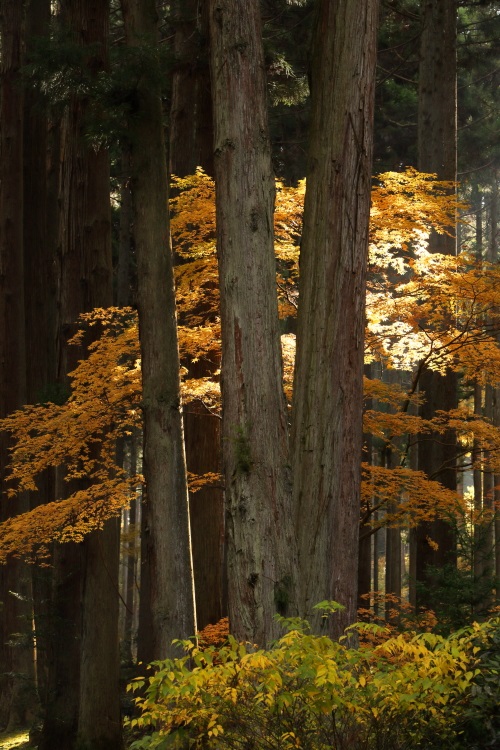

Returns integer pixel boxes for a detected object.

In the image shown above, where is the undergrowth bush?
[127,609,498,750]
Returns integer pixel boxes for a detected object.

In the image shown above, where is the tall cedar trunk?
[184,400,225,628]
[208,0,297,645]
[24,0,54,708]
[169,3,223,627]
[291,0,379,638]
[0,0,34,730]
[121,0,196,660]
[415,0,457,607]
[116,146,133,308]
[40,3,123,749]
[169,0,214,177]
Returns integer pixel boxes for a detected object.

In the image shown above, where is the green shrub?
[458,617,500,749]
[126,608,492,750]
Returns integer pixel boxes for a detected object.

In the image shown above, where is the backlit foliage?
[1,168,500,560]
[126,610,496,750]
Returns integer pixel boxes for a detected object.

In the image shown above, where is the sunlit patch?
[0,730,31,749]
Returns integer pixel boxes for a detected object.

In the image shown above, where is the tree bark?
[208,0,297,645]
[169,0,213,177]
[40,2,123,748]
[23,0,54,714]
[290,0,379,638]
[169,4,223,627]
[121,0,196,660]
[0,0,37,730]
[415,0,458,607]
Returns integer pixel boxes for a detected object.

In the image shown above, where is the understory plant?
[127,607,497,750]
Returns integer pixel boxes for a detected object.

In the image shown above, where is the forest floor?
[0,731,31,749]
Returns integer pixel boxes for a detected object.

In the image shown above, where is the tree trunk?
[415,0,458,608]
[121,0,196,660]
[0,0,37,730]
[23,0,54,710]
[290,0,379,638]
[491,172,500,603]
[123,436,139,664]
[208,0,297,646]
[116,146,133,308]
[40,2,122,748]
[184,404,225,629]
[169,5,223,628]
[169,0,213,177]
[358,364,373,616]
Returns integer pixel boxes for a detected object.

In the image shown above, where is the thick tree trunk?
[39,538,83,750]
[116,147,133,308]
[184,404,225,629]
[415,0,458,608]
[169,6,223,627]
[78,523,122,750]
[121,0,196,660]
[0,0,37,730]
[169,0,213,177]
[23,0,54,709]
[208,0,297,645]
[40,3,123,748]
[290,0,379,638]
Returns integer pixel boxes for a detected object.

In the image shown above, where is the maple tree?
[0,168,499,575]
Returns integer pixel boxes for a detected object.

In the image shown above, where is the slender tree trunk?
[123,436,139,663]
[472,186,484,594]
[415,0,458,608]
[121,0,196,660]
[358,364,373,615]
[290,0,379,637]
[208,0,297,646]
[491,172,500,602]
[473,381,484,586]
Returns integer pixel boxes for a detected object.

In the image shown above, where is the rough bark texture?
[358,365,373,615]
[78,523,122,750]
[169,0,214,177]
[0,0,37,730]
[184,403,225,628]
[209,0,297,645]
[121,0,196,659]
[415,0,458,605]
[290,0,379,638]
[23,0,54,714]
[40,3,122,748]
[169,11,224,626]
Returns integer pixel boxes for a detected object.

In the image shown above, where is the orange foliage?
[1,169,500,562]
[360,463,464,533]
[197,617,230,649]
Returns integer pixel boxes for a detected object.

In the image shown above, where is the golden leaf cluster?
[1,169,500,560]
